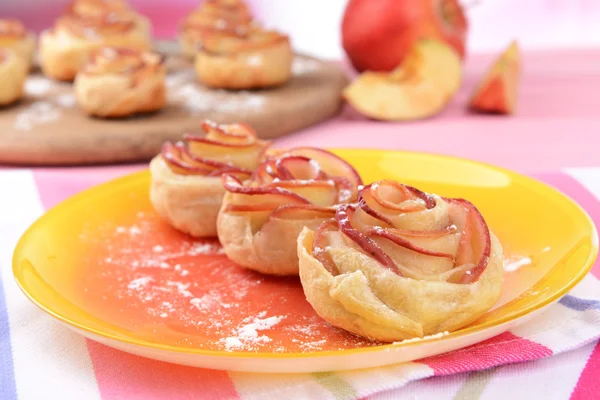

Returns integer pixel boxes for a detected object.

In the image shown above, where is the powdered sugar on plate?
[78,213,381,353]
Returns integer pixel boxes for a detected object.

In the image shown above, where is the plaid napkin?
[1,167,599,400]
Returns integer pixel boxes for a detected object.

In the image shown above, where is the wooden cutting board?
[0,44,348,166]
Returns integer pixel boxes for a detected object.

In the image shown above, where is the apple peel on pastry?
[39,4,151,81]
[179,0,257,60]
[74,47,166,117]
[194,24,292,90]
[0,48,28,106]
[0,19,36,68]
[217,148,363,276]
[297,180,503,342]
[150,121,271,238]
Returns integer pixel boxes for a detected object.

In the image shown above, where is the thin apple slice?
[469,41,521,114]
[365,226,454,260]
[201,120,259,145]
[446,198,492,284]
[343,39,462,121]
[222,174,311,206]
[161,142,213,175]
[223,202,280,233]
[268,180,338,206]
[369,180,435,212]
[268,204,337,220]
[312,219,341,275]
[280,147,363,190]
[275,156,327,181]
[335,205,399,273]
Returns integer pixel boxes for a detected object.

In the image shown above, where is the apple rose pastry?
[179,0,257,60]
[39,7,151,81]
[0,19,35,67]
[150,121,271,238]
[0,49,28,106]
[217,148,363,276]
[74,47,166,117]
[195,25,292,89]
[298,180,504,342]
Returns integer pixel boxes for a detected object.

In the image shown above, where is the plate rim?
[12,148,600,360]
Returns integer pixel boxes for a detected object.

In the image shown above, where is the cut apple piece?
[469,41,521,115]
[343,38,462,121]
[268,204,337,221]
[268,180,338,206]
[222,174,310,206]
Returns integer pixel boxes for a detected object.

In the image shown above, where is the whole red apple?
[342,0,468,72]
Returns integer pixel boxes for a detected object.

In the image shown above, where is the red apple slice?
[268,180,338,206]
[386,225,458,238]
[275,156,327,181]
[279,147,363,189]
[365,226,454,260]
[268,204,337,220]
[369,180,436,211]
[335,205,399,273]
[469,41,521,115]
[161,142,213,175]
[222,174,311,206]
[312,219,341,275]
[446,198,492,284]
[201,120,259,145]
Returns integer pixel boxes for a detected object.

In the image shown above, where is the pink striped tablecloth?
[2,49,600,400]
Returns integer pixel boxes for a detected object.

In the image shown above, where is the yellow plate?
[13,149,598,373]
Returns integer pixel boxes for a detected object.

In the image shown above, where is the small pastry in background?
[65,0,151,38]
[0,19,36,68]
[195,28,293,89]
[0,48,28,106]
[74,47,166,117]
[150,120,271,238]
[297,180,504,342]
[39,0,151,81]
[179,0,256,60]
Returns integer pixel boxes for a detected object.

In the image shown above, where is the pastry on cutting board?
[74,47,166,117]
[179,0,257,60]
[39,0,152,81]
[0,19,36,68]
[0,48,28,106]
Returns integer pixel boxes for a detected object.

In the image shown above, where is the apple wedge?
[469,41,521,114]
[343,38,462,121]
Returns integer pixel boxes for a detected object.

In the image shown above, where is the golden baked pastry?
[297,180,504,342]
[150,121,271,238]
[74,47,166,117]
[0,48,28,106]
[0,19,36,68]
[217,148,363,276]
[179,0,256,60]
[39,1,151,81]
[195,27,292,89]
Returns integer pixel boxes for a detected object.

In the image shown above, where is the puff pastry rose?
[0,19,35,68]
[217,148,363,276]
[298,180,504,342]
[193,6,292,90]
[39,1,151,81]
[150,121,270,238]
[74,47,166,117]
[179,0,256,60]
[0,49,28,106]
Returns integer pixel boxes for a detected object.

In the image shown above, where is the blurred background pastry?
[74,46,166,117]
[178,0,257,60]
[0,48,28,106]
[39,0,152,81]
[0,18,36,68]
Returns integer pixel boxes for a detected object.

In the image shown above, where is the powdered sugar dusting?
[166,70,266,115]
[292,56,320,75]
[78,212,381,353]
[219,313,285,351]
[14,101,61,131]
